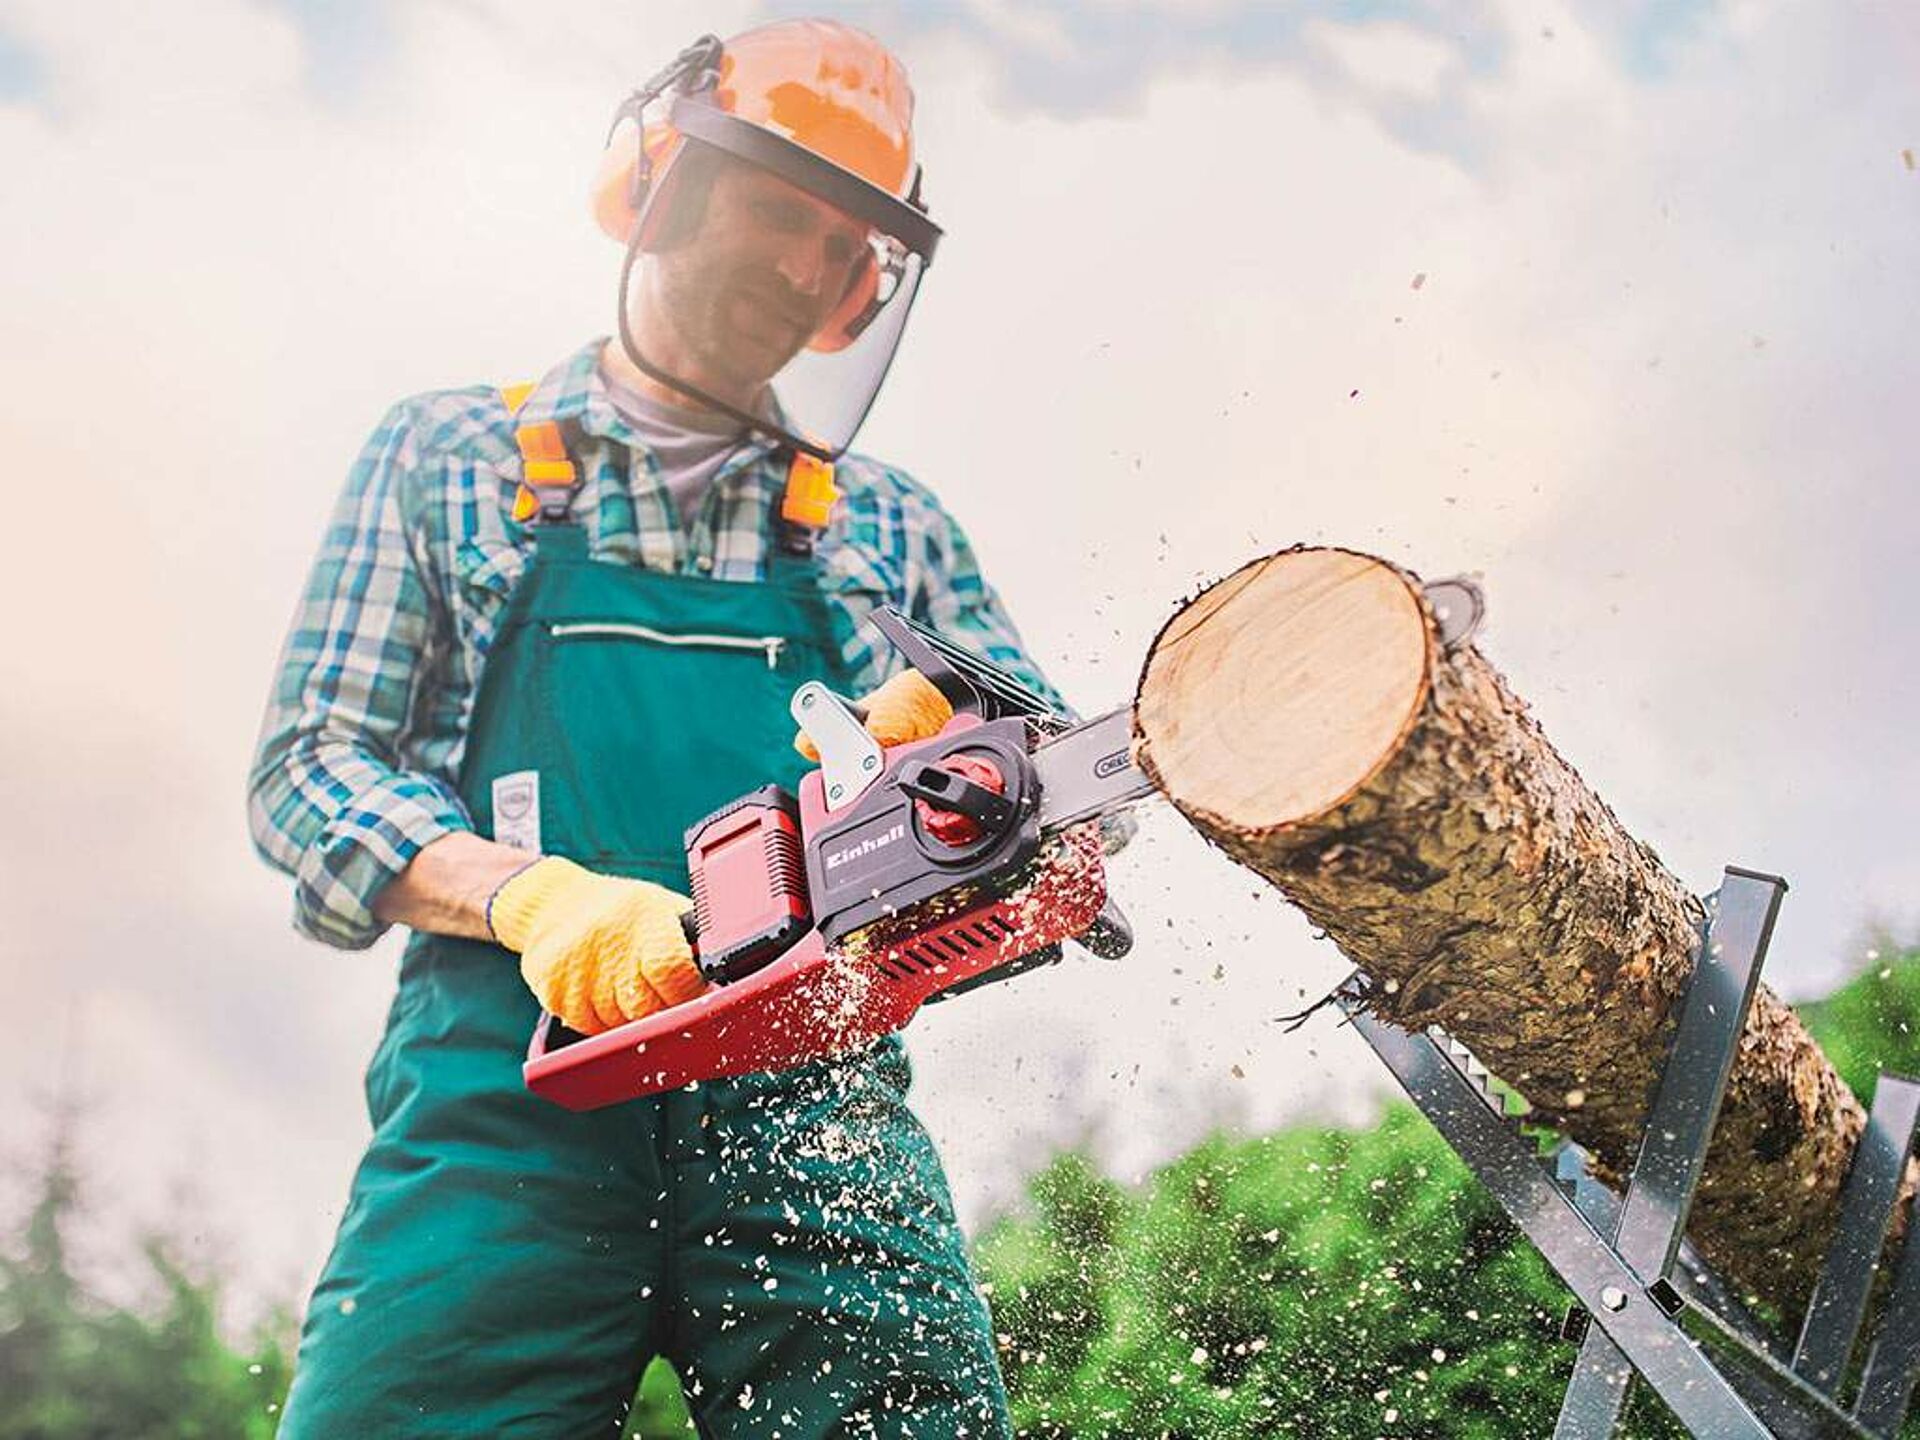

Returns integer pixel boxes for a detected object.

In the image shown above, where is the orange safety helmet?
[596,21,942,459]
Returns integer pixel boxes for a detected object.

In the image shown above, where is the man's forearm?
[371,831,540,940]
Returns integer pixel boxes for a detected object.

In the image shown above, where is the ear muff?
[590,120,681,244]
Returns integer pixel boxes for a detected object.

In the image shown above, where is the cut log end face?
[1133,548,1434,836]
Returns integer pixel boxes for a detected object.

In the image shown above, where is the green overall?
[278,484,1011,1436]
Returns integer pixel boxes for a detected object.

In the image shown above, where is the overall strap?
[500,384,584,527]
[502,382,837,575]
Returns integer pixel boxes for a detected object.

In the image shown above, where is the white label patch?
[491,770,542,852]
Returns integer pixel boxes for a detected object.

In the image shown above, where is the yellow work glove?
[794,667,953,762]
[487,857,707,1035]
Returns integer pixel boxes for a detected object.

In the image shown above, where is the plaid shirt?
[248,339,1068,950]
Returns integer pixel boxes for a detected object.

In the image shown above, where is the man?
[249,19,1065,1436]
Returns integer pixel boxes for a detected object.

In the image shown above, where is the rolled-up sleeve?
[247,402,471,949]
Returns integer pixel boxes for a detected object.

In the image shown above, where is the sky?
[1,0,1915,1326]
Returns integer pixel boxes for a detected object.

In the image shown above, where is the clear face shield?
[616,95,941,461]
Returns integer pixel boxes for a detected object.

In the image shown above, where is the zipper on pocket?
[548,620,787,669]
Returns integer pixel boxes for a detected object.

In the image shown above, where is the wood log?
[1131,545,1892,1312]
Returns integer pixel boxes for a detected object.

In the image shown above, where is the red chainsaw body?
[523,718,1109,1110]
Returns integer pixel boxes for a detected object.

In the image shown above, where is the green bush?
[1797,938,1920,1105]
[977,1110,1643,1438]
[0,1123,293,1440]
[624,1357,696,1437]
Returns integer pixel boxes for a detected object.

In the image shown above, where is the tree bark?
[1131,544,1892,1313]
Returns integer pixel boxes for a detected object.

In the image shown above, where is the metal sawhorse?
[1336,867,1920,1437]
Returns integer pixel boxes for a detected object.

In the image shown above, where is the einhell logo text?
[824,821,905,872]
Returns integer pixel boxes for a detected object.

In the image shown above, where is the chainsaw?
[523,608,1154,1110]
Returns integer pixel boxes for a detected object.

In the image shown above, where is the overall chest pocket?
[532,613,820,879]
[546,620,788,668]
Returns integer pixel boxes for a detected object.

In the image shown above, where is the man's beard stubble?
[650,256,809,409]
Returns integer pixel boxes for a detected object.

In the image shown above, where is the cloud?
[1561,0,1720,78]
[0,18,42,104]
[788,0,1509,164]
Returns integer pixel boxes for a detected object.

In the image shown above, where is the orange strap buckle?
[780,451,839,531]
[500,385,580,524]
